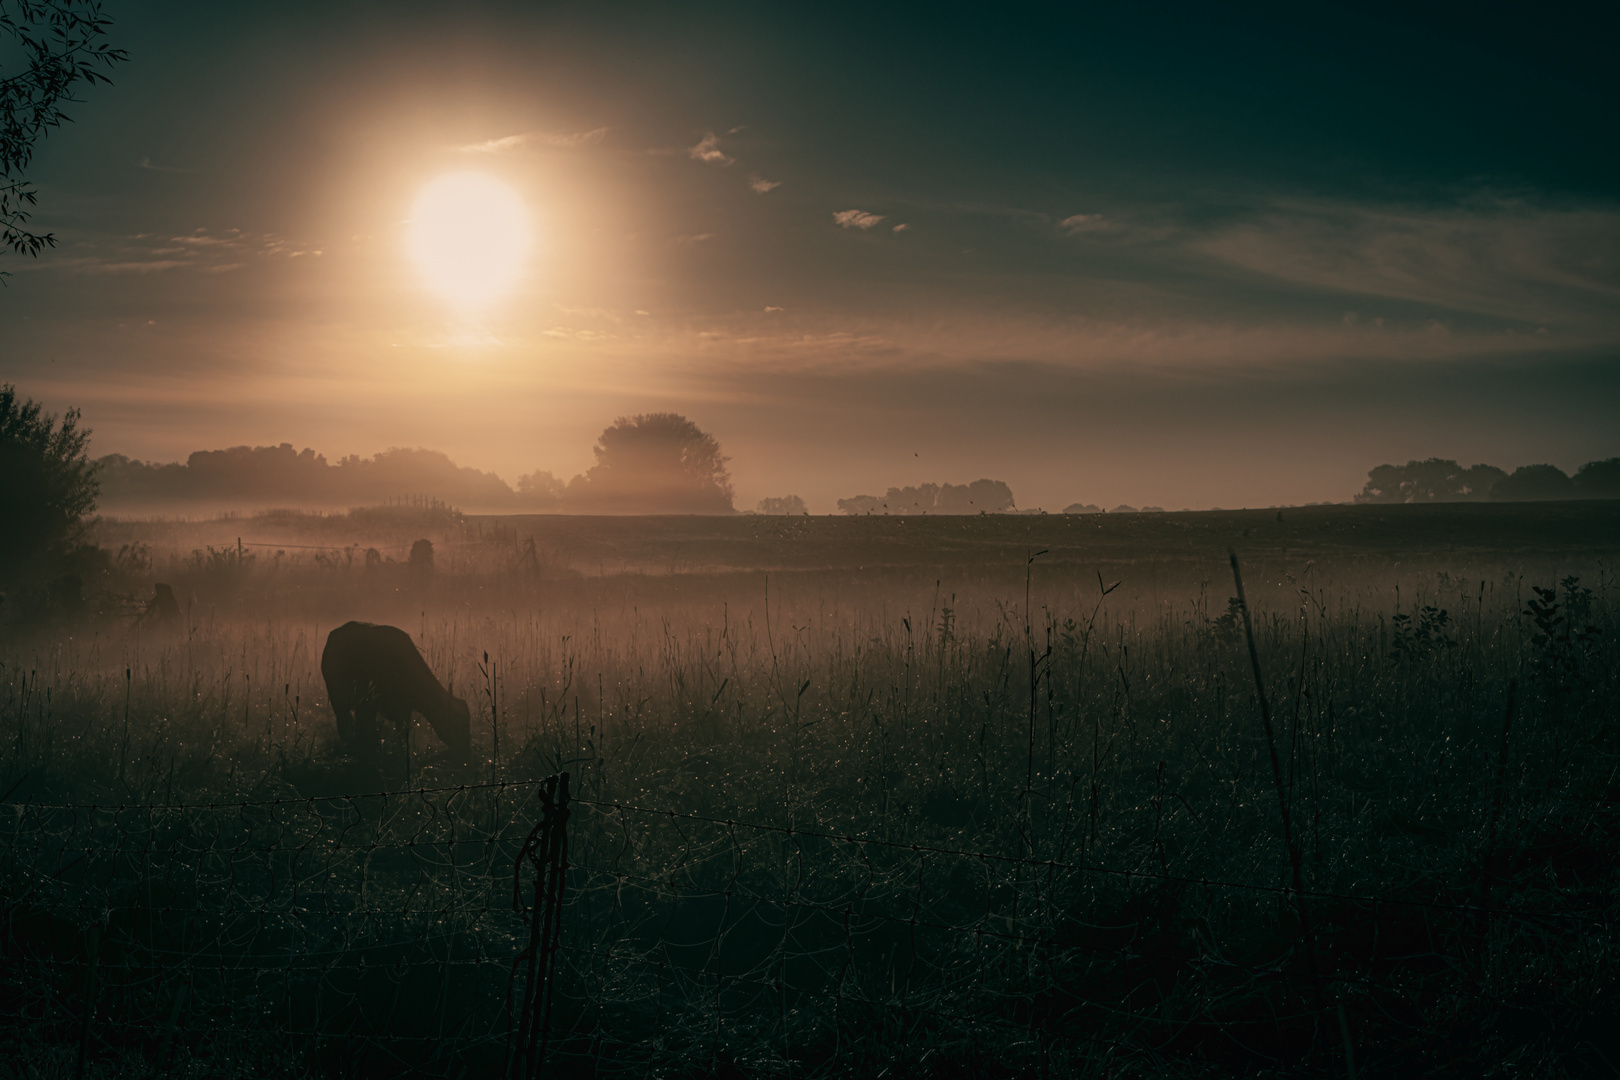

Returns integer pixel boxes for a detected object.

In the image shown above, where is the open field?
[4,503,1619,1077]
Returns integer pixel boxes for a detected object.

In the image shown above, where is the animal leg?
[386,707,414,784]
[351,698,382,761]
[331,695,355,747]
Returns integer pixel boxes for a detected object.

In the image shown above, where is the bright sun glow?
[407,172,529,308]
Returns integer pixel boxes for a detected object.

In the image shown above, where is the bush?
[0,385,98,573]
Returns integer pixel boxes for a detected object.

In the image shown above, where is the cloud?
[543,327,614,341]
[764,306,785,312]
[458,128,608,153]
[1059,213,1116,235]
[1194,198,1620,330]
[548,127,609,147]
[56,257,190,274]
[43,226,327,277]
[170,232,235,247]
[892,223,910,233]
[136,156,191,174]
[688,133,734,166]
[675,233,717,245]
[833,209,886,230]
[749,175,781,194]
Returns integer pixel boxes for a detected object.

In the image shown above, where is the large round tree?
[568,413,734,513]
[0,385,99,570]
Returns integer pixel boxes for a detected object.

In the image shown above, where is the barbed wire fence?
[3,775,1616,1078]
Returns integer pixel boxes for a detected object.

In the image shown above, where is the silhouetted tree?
[1491,464,1575,502]
[95,443,526,509]
[1573,458,1620,499]
[567,413,733,513]
[338,447,515,507]
[1063,503,1102,514]
[0,384,98,568]
[2,0,127,272]
[756,495,807,515]
[1355,459,1506,503]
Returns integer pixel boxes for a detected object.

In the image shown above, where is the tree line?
[1354,457,1620,504]
[93,413,734,514]
[836,480,1016,515]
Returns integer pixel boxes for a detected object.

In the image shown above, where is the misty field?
[3,503,1619,1078]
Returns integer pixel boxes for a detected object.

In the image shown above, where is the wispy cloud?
[169,232,234,247]
[892,223,910,233]
[1195,198,1620,330]
[136,156,191,174]
[833,209,885,230]
[748,175,780,194]
[688,133,734,166]
[46,227,321,276]
[53,257,189,274]
[1058,213,1119,235]
[458,128,608,153]
[675,233,717,246]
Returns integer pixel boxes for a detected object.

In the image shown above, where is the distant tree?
[836,494,883,515]
[567,413,734,513]
[0,384,98,567]
[1110,505,1138,514]
[834,479,1015,515]
[1355,459,1506,504]
[757,495,807,515]
[1063,503,1102,514]
[93,452,187,500]
[187,442,332,499]
[95,443,525,509]
[342,447,516,508]
[2,0,128,273]
[515,469,566,508]
[1573,458,1620,499]
[1490,464,1576,502]
[938,479,1015,513]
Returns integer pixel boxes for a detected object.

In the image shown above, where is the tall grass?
[2,511,1617,1075]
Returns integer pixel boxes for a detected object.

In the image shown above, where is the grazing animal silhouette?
[321,621,471,771]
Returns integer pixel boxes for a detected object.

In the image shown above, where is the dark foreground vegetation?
[2,504,1618,1078]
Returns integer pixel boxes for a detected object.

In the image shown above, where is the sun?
[407,172,529,308]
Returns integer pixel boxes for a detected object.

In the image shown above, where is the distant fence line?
[2,780,1612,1075]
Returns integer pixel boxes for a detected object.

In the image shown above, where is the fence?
[3,777,1616,1077]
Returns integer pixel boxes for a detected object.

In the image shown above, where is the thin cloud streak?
[457,128,608,153]
[1195,198,1620,329]
[687,132,734,166]
[833,209,885,229]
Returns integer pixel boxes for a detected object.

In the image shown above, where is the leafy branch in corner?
[1,0,128,272]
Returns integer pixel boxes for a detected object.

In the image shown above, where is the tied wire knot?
[506,772,570,1080]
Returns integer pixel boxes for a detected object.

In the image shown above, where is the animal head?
[445,695,473,761]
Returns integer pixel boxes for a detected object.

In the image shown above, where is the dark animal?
[321,621,471,769]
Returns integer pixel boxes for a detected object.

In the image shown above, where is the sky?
[5,0,1619,512]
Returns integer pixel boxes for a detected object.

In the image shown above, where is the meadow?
[3,502,1618,1078]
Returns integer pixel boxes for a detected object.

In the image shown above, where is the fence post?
[507,772,571,1080]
